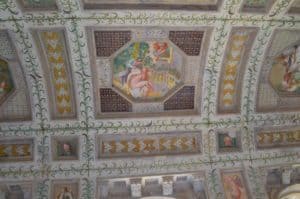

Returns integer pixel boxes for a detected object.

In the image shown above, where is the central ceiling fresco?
[0,0,300,198]
[87,27,209,117]
[112,40,183,101]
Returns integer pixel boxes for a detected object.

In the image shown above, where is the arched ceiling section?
[0,0,300,198]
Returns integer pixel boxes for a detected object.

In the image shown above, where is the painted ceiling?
[0,0,300,198]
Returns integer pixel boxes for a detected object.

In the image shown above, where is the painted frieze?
[256,29,300,112]
[83,0,222,10]
[98,132,201,158]
[256,128,300,149]
[34,29,76,119]
[221,169,250,199]
[88,27,210,118]
[218,27,258,114]
[0,138,34,162]
[0,30,32,121]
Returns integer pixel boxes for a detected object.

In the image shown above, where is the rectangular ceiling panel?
[33,29,77,119]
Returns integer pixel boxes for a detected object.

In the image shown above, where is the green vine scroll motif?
[0,8,299,26]
[0,165,40,178]
[97,118,202,134]
[269,0,292,17]
[6,1,48,127]
[46,123,82,136]
[207,169,223,199]
[203,129,215,155]
[36,179,50,199]
[49,164,83,178]
[81,178,94,199]
[257,152,299,165]
[242,23,273,121]
[58,0,79,14]
[252,113,300,127]
[203,21,229,125]
[96,158,207,177]
[23,12,67,26]
[210,116,242,129]
[223,0,242,15]
[247,166,267,199]
[37,135,50,164]
[1,125,40,136]
[68,20,93,128]
[82,133,94,175]
[242,126,255,153]
[0,0,18,16]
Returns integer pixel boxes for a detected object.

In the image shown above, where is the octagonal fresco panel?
[112,41,183,101]
[0,59,14,104]
[269,45,300,95]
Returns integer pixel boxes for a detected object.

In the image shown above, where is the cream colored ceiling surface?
[0,0,300,198]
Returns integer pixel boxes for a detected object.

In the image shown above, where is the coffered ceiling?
[0,0,300,198]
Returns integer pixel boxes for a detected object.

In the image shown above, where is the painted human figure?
[0,81,6,94]
[118,67,131,86]
[287,45,300,73]
[281,45,300,91]
[57,187,74,199]
[223,135,233,147]
[126,60,153,98]
[61,143,72,156]
[224,175,247,199]
[0,190,5,199]
[152,42,169,63]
